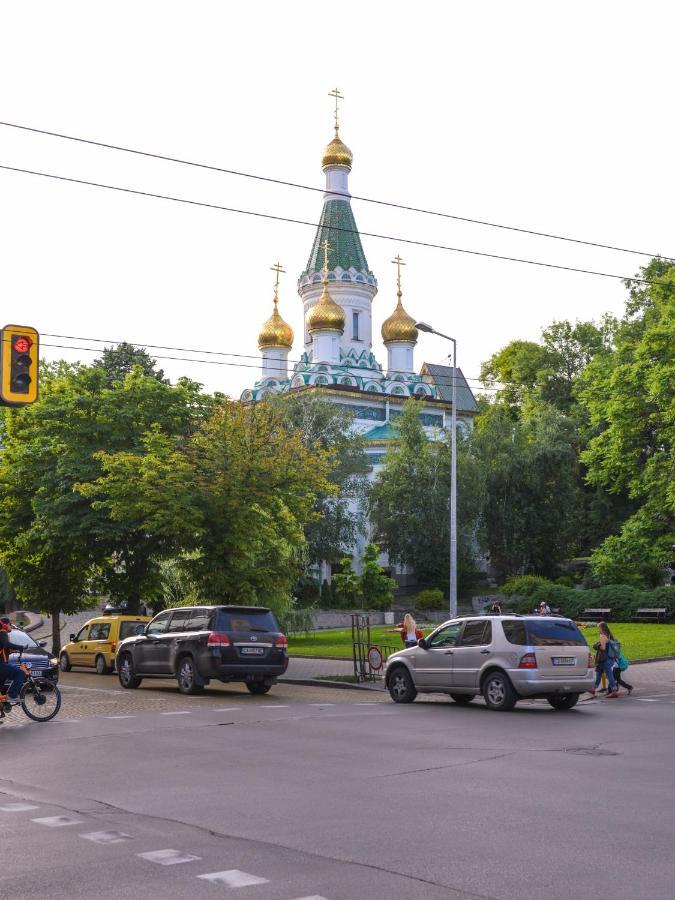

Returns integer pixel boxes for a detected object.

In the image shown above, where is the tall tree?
[93,342,167,385]
[579,260,675,585]
[370,402,481,593]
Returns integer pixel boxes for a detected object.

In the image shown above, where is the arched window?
[315,375,329,386]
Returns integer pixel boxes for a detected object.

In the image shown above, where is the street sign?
[367,646,383,671]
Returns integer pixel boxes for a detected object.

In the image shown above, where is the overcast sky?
[1,1,672,396]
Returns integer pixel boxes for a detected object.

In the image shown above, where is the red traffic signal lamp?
[0,325,39,406]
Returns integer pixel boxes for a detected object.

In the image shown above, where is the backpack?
[607,639,621,660]
[617,653,629,672]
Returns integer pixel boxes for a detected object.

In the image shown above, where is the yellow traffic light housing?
[0,324,39,406]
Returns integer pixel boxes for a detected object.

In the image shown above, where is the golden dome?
[321,133,353,170]
[307,281,345,334]
[381,296,419,344]
[258,299,294,350]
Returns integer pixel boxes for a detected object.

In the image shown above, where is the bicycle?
[0,648,62,723]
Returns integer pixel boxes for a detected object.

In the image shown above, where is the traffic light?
[0,324,39,406]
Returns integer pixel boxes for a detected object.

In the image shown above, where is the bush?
[414,588,445,611]
[501,575,551,598]
[554,575,575,588]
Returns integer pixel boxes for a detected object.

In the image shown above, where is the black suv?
[115,605,288,695]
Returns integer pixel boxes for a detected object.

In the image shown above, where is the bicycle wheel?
[21,679,62,722]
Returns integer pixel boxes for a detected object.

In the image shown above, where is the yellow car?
[59,615,151,675]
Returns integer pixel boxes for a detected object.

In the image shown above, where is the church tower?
[381,255,419,374]
[258,262,293,379]
[298,89,378,364]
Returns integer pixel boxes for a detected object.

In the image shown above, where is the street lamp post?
[416,322,458,619]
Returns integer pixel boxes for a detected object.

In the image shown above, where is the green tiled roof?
[303,199,372,276]
[365,423,398,441]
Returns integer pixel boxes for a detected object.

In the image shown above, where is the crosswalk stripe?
[197,869,269,887]
[0,803,40,812]
[160,711,192,716]
[138,849,201,865]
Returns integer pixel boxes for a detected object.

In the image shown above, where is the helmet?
[0,617,11,631]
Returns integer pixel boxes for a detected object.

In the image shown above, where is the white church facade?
[241,101,477,588]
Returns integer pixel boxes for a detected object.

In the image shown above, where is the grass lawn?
[288,622,675,661]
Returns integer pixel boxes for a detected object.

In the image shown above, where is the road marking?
[289,896,331,900]
[0,803,40,812]
[636,699,659,702]
[104,715,137,720]
[308,703,335,707]
[160,711,192,716]
[80,830,132,844]
[197,870,269,887]
[60,685,126,694]
[52,719,81,724]
[138,849,201,865]
[31,815,84,827]
[260,705,289,709]
[354,702,378,706]
[212,707,240,712]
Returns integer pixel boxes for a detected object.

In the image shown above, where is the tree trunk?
[51,610,62,657]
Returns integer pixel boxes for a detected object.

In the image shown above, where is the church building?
[241,96,477,587]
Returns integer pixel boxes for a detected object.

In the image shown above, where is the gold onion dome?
[258,299,294,350]
[321,133,353,170]
[307,281,345,334]
[382,297,419,343]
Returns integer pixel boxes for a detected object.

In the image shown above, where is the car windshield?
[9,629,38,649]
[215,609,279,633]
[526,620,587,647]
[119,621,147,640]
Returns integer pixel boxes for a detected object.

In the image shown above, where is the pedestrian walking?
[387,613,423,648]
[588,621,619,698]
[488,601,503,615]
[538,601,551,616]
[613,648,633,695]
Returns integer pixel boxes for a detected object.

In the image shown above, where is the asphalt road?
[2,668,675,900]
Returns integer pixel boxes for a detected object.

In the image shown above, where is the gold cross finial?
[392,254,405,301]
[321,239,331,280]
[328,88,344,136]
[271,261,285,305]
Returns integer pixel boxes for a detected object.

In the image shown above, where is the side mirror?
[38,640,47,648]
[417,638,428,649]
[69,634,76,642]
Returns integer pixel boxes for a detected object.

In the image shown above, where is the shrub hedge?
[510,582,674,620]
[414,588,445,611]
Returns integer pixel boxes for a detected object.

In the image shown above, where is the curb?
[629,655,675,665]
[279,677,385,692]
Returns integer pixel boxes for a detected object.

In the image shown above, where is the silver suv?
[384,615,594,711]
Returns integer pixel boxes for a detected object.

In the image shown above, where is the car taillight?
[208,632,231,647]
[275,635,288,650]
[518,652,538,669]
[111,641,116,654]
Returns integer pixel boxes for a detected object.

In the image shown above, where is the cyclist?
[0,616,26,707]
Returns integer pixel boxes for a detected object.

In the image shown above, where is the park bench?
[631,607,668,623]
[582,608,611,622]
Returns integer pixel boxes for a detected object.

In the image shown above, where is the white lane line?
[197,870,269,887]
[104,715,137,720]
[354,702,378,706]
[636,699,660,702]
[32,815,84,827]
[308,703,335,707]
[212,707,240,712]
[138,849,201,866]
[160,711,192,716]
[0,803,40,812]
[289,895,331,900]
[259,705,289,709]
[52,719,81,724]
[80,830,132,844]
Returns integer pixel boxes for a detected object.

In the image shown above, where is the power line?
[1,163,672,288]
[1,119,670,261]
[40,339,502,393]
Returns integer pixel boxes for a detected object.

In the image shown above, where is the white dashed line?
[212,707,240,712]
[197,869,269,887]
[80,830,132,844]
[354,702,378,706]
[308,703,335,707]
[0,803,40,812]
[160,711,192,716]
[636,699,659,702]
[104,715,137,720]
[31,816,84,827]
[259,705,289,709]
[289,895,331,900]
[138,849,202,865]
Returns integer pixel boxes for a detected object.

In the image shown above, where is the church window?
[355,275,365,282]
[341,273,351,281]
[352,312,360,340]
[312,274,321,282]
[315,375,330,386]
[340,377,353,385]
[317,365,329,373]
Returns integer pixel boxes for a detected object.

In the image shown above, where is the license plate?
[240,647,264,656]
[552,657,576,666]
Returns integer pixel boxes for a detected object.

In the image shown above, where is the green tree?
[92,342,167,385]
[579,260,675,585]
[331,556,360,608]
[358,543,396,610]
[370,402,481,594]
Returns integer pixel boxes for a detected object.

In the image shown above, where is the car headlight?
[49,658,58,666]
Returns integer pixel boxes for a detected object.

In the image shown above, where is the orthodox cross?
[321,239,331,279]
[270,261,285,306]
[392,254,405,301]
[328,88,344,136]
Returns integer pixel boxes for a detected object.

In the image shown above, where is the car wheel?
[482,671,517,711]
[118,653,142,689]
[246,682,271,695]
[95,655,111,676]
[59,653,71,672]
[547,694,580,710]
[177,657,205,695]
[388,666,417,703]
[449,693,474,705]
